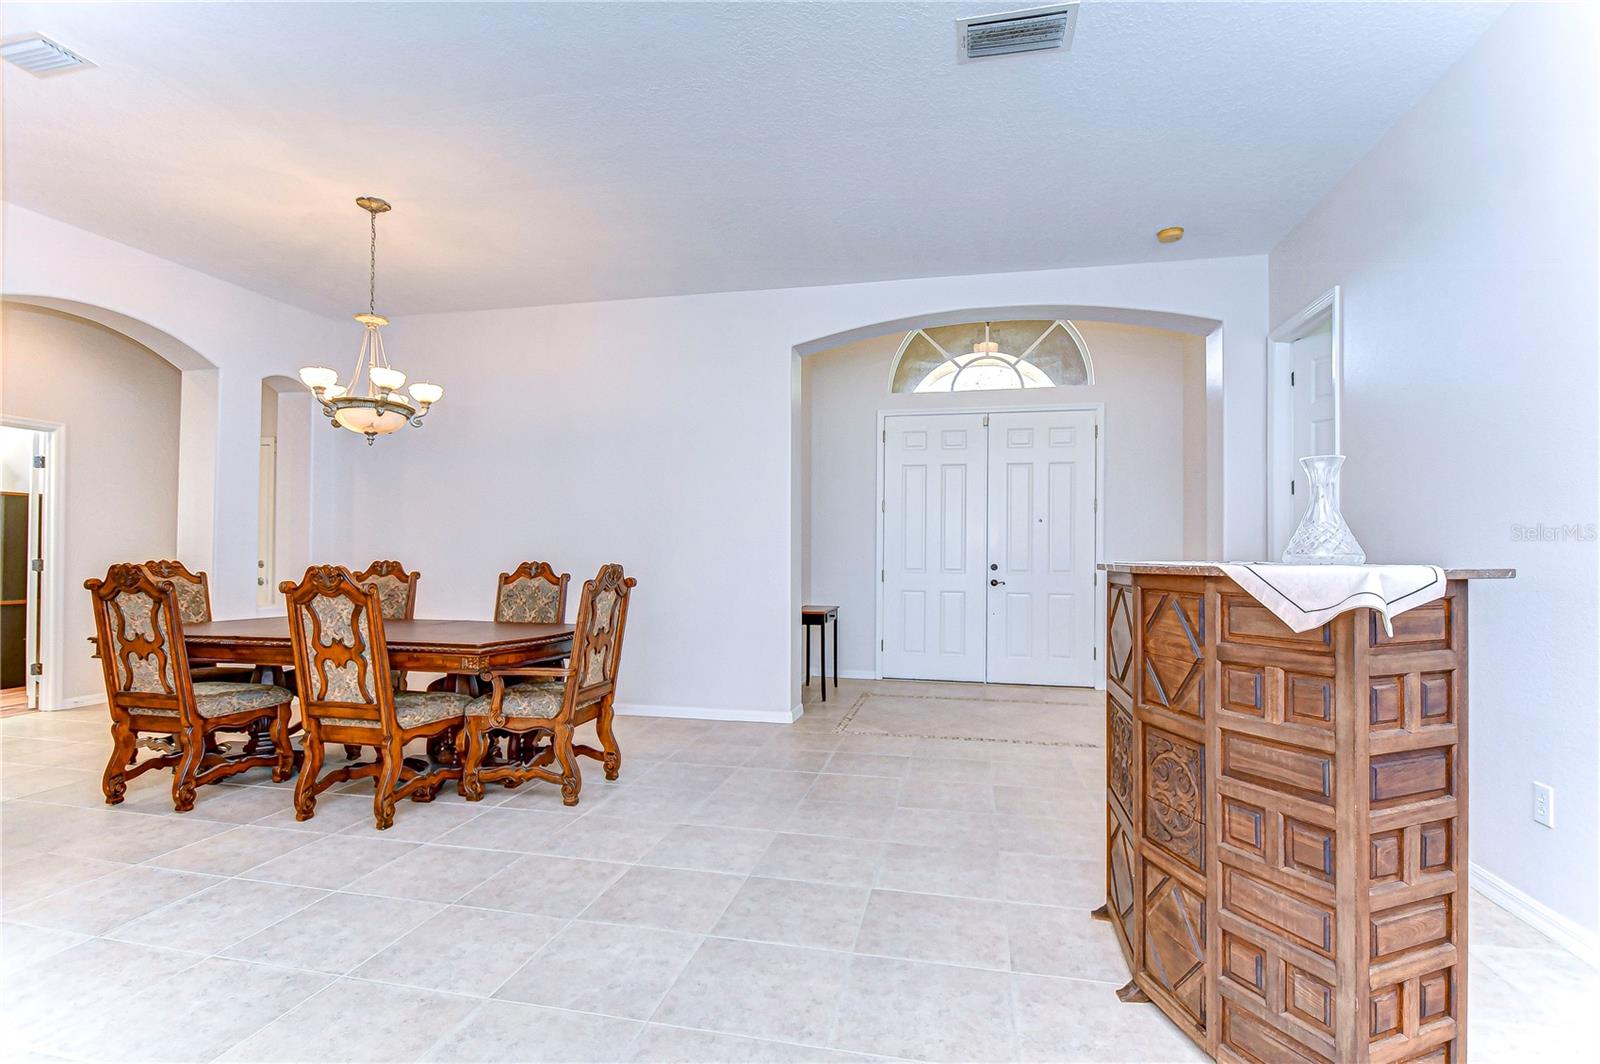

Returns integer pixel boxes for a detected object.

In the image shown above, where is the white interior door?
[257,437,276,608]
[1290,324,1337,504]
[985,409,1098,686]
[881,414,987,681]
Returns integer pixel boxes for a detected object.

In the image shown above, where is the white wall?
[315,256,1267,721]
[0,304,182,703]
[1270,3,1600,947]
[2,204,337,637]
[803,321,1207,676]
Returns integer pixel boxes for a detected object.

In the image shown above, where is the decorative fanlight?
[299,197,443,445]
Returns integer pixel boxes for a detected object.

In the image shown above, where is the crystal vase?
[1282,455,1366,565]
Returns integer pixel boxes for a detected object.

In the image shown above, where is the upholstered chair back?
[85,563,196,717]
[570,564,635,703]
[494,562,570,624]
[281,565,398,729]
[351,560,419,621]
[141,560,212,625]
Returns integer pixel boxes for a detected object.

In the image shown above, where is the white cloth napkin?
[1217,563,1448,636]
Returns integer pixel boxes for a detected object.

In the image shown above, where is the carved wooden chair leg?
[103,719,137,804]
[553,723,581,807]
[294,739,325,820]
[459,718,488,801]
[373,735,404,830]
[595,699,621,781]
[171,724,204,813]
[270,707,294,782]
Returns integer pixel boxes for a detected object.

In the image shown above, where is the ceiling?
[2,2,1502,317]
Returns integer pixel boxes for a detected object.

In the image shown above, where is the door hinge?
[1093,497,1098,513]
[882,429,887,443]
[880,639,885,651]
[1094,424,1099,439]
[880,569,885,582]
[29,558,44,572]
[1093,647,1098,661]
[881,500,886,513]
[32,455,45,469]
[982,414,990,427]
[29,662,43,676]
[1291,480,1296,496]
[1290,370,1296,386]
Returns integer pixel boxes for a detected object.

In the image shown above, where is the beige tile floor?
[0,678,1594,1062]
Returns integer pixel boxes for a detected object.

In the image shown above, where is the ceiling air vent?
[1,34,94,77]
[958,4,1079,60]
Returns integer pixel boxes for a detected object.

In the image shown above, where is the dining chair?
[351,559,420,621]
[141,559,259,686]
[281,564,469,830]
[459,563,634,805]
[85,563,294,811]
[494,561,570,623]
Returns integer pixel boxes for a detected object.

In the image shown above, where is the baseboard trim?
[614,701,801,725]
[1470,860,1600,969]
[50,694,104,711]
[805,668,877,681]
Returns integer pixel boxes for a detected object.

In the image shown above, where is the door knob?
[990,579,1005,587]
[989,563,999,571]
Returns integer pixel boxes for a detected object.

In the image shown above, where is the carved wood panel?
[1144,727,1204,871]
[1140,590,1205,718]
[1109,697,1134,817]
[1144,858,1207,1029]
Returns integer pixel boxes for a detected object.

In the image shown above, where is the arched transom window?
[890,319,1094,394]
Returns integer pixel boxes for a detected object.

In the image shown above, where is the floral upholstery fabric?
[299,594,379,704]
[322,690,470,730]
[137,682,291,720]
[193,682,293,718]
[496,577,562,624]
[364,574,413,620]
[464,679,597,719]
[108,589,177,695]
[166,576,211,625]
[580,588,620,687]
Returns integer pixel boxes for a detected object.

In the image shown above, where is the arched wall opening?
[0,296,218,709]
[789,303,1225,697]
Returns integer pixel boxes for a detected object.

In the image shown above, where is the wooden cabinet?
[1103,566,1507,1064]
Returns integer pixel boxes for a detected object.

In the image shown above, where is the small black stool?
[801,604,839,701]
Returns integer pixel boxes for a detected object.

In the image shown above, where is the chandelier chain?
[368,208,377,316]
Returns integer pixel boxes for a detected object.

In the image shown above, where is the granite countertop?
[1098,561,1516,580]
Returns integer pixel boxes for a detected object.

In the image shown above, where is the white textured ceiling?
[2,2,1502,316]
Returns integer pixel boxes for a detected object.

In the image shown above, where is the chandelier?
[299,197,442,445]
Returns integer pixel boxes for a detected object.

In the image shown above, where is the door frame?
[874,401,1105,688]
[1,416,65,713]
[1266,286,1343,555]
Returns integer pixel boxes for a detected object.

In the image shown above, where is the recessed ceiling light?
[1,33,94,77]
[1156,226,1185,244]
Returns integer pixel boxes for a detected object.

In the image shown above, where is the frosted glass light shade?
[299,366,338,391]
[334,406,409,436]
[408,382,443,405]
[369,366,406,390]
[323,384,348,399]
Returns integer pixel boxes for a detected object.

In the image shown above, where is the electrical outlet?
[1533,782,1556,828]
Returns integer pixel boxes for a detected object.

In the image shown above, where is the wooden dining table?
[179,616,575,764]
[182,616,575,687]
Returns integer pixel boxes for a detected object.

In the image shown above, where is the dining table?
[179,616,575,764]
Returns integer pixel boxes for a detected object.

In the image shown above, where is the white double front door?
[880,408,1099,687]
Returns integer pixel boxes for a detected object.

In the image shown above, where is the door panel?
[1290,326,1336,504]
[882,414,987,681]
[985,409,1097,685]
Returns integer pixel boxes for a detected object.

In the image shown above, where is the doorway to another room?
[0,423,52,714]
